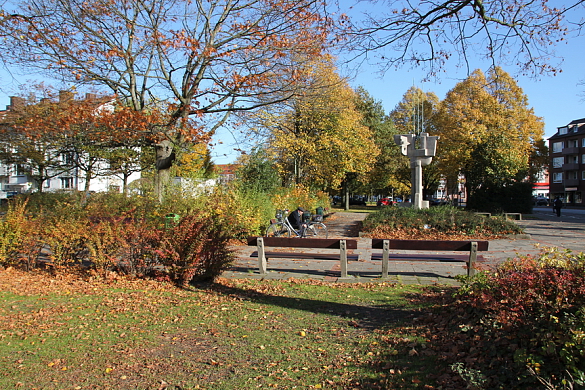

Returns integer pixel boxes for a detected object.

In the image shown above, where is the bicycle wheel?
[265,222,291,237]
[305,222,328,239]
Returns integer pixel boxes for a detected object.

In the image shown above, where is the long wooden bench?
[247,237,359,278]
[370,239,489,278]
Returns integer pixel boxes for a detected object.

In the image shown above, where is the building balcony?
[562,163,580,171]
[8,175,28,185]
[562,147,580,155]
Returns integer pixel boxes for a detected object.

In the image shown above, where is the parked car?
[534,197,549,206]
[376,197,394,207]
[430,198,450,206]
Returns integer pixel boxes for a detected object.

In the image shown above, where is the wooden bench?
[504,213,522,220]
[247,237,359,278]
[370,239,489,278]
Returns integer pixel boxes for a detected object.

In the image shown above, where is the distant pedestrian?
[553,197,563,217]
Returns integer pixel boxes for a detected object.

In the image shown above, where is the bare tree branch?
[340,0,585,78]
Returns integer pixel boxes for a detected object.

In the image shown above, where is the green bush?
[362,205,523,237]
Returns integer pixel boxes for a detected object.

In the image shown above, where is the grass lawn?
[0,268,446,389]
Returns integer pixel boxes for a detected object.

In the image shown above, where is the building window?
[61,152,75,166]
[582,171,585,180]
[553,157,564,168]
[582,138,585,147]
[553,172,563,183]
[61,177,73,189]
[569,139,578,148]
[582,154,585,164]
[553,142,563,153]
[14,164,28,176]
[570,155,579,164]
[559,127,568,135]
[44,179,51,188]
[567,171,578,180]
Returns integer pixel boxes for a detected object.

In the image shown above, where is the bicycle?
[265,209,328,239]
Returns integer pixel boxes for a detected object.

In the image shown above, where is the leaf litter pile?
[0,267,475,389]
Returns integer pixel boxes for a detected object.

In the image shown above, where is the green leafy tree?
[464,133,533,213]
[236,147,281,193]
[354,87,405,198]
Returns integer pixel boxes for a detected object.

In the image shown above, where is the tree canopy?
[0,0,332,187]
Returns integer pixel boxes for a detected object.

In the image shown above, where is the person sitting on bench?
[288,207,307,236]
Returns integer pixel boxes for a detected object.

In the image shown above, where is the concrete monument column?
[394,133,439,209]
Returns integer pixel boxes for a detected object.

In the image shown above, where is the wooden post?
[382,240,390,278]
[340,239,348,278]
[468,241,478,277]
[258,237,267,274]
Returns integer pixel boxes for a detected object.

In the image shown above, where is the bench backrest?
[248,236,358,249]
[371,239,489,251]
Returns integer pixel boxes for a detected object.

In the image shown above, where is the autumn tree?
[0,0,331,200]
[255,57,379,193]
[434,67,545,209]
[172,143,214,180]
[342,0,585,77]
[0,97,73,192]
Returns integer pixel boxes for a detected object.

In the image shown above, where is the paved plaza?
[222,207,585,285]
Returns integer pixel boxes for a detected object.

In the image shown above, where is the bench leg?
[381,240,389,278]
[257,237,267,275]
[340,240,348,278]
[468,241,478,277]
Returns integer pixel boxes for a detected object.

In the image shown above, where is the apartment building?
[548,118,585,206]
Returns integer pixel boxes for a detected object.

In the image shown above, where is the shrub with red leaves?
[430,249,585,389]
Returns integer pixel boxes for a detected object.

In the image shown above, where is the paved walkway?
[222,207,585,285]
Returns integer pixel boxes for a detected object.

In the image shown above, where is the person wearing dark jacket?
[553,197,563,217]
[288,207,307,235]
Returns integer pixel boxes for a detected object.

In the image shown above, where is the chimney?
[59,90,75,103]
[8,96,25,111]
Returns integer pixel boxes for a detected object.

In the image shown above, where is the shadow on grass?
[196,280,450,389]
[200,280,420,331]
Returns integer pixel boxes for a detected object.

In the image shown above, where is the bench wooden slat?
[247,236,358,278]
[247,236,358,249]
[370,253,486,262]
[371,239,489,278]
[250,251,360,261]
[371,239,488,251]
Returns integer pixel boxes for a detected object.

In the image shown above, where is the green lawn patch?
[0,270,446,389]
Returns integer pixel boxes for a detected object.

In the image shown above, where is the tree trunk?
[155,140,175,203]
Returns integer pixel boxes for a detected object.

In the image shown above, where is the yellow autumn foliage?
[261,56,379,189]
